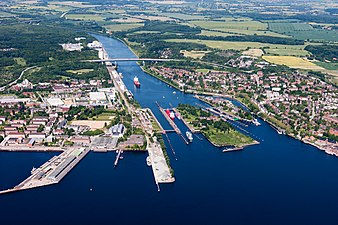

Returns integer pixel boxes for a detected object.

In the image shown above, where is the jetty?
[114,149,123,167]
[222,147,244,153]
[0,147,90,195]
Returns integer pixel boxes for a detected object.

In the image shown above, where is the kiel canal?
[1,34,338,225]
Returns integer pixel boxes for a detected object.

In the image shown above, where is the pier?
[0,147,90,195]
[222,147,244,153]
[146,136,175,187]
[114,149,122,167]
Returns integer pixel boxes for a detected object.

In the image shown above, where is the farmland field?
[269,22,338,42]
[269,22,313,32]
[262,56,325,70]
[160,13,207,20]
[190,20,290,37]
[199,30,234,37]
[104,23,144,32]
[314,62,338,70]
[166,39,310,56]
[190,20,268,31]
[66,13,107,21]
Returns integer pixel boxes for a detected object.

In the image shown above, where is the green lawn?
[177,105,255,147]
[204,127,254,147]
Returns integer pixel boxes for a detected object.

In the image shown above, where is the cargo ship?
[186,131,193,142]
[134,76,140,88]
[165,109,175,120]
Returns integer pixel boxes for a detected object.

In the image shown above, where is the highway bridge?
[83,58,181,63]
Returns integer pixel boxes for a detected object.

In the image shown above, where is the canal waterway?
[1,35,338,225]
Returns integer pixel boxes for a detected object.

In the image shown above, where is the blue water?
[1,35,338,225]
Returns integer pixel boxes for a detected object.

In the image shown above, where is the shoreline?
[115,37,338,158]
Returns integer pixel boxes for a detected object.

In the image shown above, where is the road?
[0,66,37,91]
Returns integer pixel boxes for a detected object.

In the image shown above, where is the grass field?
[190,20,267,31]
[50,1,100,8]
[269,22,338,42]
[14,58,26,66]
[66,69,94,74]
[263,56,325,70]
[242,49,264,57]
[166,39,310,56]
[199,30,235,37]
[196,69,210,73]
[160,13,207,20]
[269,22,313,32]
[134,15,173,21]
[111,17,144,23]
[181,50,210,59]
[66,13,107,21]
[190,19,291,37]
[104,23,144,32]
[314,62,338,70]
[133,30,160,34]
[204,127,254,147]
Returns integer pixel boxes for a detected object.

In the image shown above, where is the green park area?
[177,104,254,147]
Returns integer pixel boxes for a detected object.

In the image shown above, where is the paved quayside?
[0,147,90,195]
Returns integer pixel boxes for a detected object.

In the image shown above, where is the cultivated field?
[263,56,325,70]
[190,19,267,31]
[269,22,338,42]
[166,39,310,56]
[104,23,144,32]
[160,12,207,20]
[190,19,291,37]
[199,30,234,37]
[66,13,107,21]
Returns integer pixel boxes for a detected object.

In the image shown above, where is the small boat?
[146,156,152,166]
[186,131,193,142]
[253,118,261,126]
[31,167,36,174]
[173,91,176,94]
